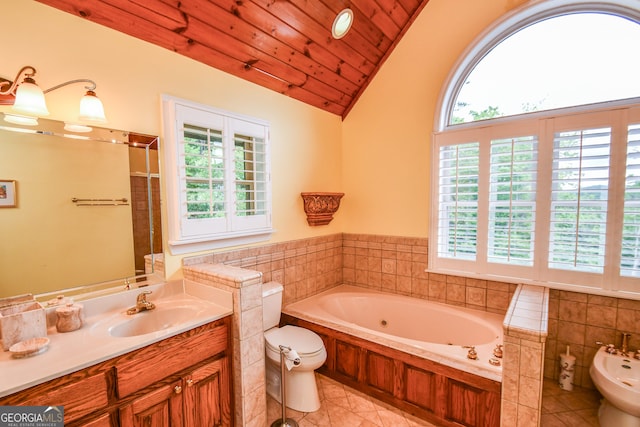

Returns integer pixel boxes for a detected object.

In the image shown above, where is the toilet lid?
[265,325,324,355]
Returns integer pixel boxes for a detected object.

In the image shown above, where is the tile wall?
[544,289,640,389]
[342,233,518,315]
[183,233,518,314]
[184,233,343,306]
[501,285,549,427]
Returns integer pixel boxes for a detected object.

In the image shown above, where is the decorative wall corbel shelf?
[301,192,344,226]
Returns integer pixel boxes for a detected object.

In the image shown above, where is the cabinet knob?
[186,379,194,387]
[174,385,182,394]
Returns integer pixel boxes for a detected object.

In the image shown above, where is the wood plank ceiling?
[35,0,430,118]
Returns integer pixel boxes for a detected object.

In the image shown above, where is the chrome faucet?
[621,332,631,357]
[126,290,156,315]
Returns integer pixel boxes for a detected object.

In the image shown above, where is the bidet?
[590,346,640,427]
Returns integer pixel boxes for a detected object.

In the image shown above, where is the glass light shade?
[64,122,93,133]
[12,78,49,116]
[3,114,39,126]
[332,9,353,39]
[79,90,107,123]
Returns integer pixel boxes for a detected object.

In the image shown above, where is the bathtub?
[282,284,504,382]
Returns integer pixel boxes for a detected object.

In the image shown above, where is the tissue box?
[0,301,47,350]
[0,293,34,309]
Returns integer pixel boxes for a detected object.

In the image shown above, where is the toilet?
[262,281,327,412]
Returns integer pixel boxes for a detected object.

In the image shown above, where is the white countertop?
[0,281,233,398]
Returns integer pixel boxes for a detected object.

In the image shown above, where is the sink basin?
[590,346,640,421]
[87,286,231,341]
[109,306,202,338]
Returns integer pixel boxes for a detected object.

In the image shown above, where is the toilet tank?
[262,281,284,330]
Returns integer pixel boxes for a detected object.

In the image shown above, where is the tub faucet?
[621,333,631,357]
[466,346,478,360]
[127,290,156,315]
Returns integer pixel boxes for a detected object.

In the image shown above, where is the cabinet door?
[119,380,183,427]
[76,412,115,427]
[183,357,231,427]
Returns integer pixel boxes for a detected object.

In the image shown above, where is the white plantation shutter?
[176,104,227,238]
[183,124,225,221]
[230,118,270,232]
[163,95,273,253]
[431,105,640,296]
[437,142,479,261]
[488,136,537,266]
[621,123,640,278]
[234,132,267,217]
[548,128,611,273]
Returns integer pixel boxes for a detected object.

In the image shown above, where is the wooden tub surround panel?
[283,314,501,427]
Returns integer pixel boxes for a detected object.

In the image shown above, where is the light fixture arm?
[44,78,97,94]
[0,65,107,124]
[0,65,37,96]
[0,65,98,95]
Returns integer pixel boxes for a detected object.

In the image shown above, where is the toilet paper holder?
[271,345,301,427]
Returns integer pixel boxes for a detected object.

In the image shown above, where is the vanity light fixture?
[0,65,107,127]
[332,8,354,39]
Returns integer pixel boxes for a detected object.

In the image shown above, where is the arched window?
[436,0,640,130]
[430,1,640,298]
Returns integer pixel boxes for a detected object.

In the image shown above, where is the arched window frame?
[435,0,640,132]
[430,0,640,299]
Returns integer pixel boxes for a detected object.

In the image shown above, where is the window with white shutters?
[432,2,640,297]
[162,95,273,253]
[431,106,640,296]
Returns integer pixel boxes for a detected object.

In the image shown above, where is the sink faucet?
[621,332,631,357]
[126,290,156,315]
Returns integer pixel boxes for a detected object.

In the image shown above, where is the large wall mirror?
[0,113,163,301]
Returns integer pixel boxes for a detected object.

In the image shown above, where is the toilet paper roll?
[284,348,301,370]
[559,353,576,391]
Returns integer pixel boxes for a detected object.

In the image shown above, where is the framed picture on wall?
[0,180,17,208]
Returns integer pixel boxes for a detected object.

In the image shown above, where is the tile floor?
[540,378,602,426]
[266,373,438,426]
[266,374,603,427]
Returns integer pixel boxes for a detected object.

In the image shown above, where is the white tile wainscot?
[501,285,549,427]
[183,263,267,427]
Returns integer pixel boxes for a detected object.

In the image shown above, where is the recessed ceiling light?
[332,8,353,39]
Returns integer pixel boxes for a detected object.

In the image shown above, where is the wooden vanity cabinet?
[182,357,231,426]
[0,316,232,427]
[119,379,184,427]
[81,413,115,427]
[0,368,112,424]
[119,357,231,427]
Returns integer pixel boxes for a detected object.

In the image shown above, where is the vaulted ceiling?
[35,0,430,118]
